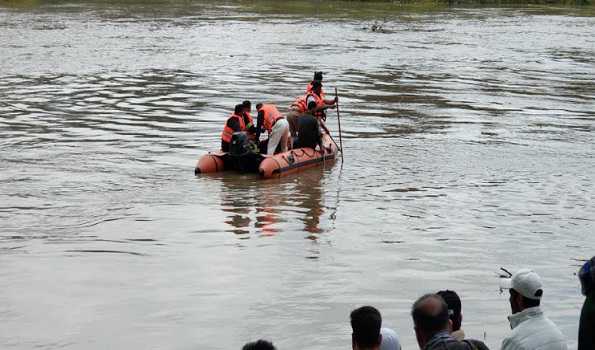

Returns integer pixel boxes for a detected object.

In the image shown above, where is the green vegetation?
[1,0,593,16]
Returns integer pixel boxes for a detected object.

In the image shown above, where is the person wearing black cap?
[500,268,567,350]
[437,290,464,341]
[578,257,595,350]
[411,294,488,350]
[306,71,325,95]
[306,80,337,123]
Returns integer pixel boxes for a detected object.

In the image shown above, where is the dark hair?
[350,306,382,348]
[311,80,322,89]
[511,288,541,308]
[242,100,251,108]
[437,290,461,319]
[314,71,323,81]
[234,104,244,114]
[307,101,317,111]
[412,294,449,334]
[242,339,276,350]
[256,103,263,110]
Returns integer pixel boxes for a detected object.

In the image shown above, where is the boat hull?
[258,134,338,178]
[195,134,338,178]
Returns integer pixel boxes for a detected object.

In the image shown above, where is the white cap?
[500,268,543,300]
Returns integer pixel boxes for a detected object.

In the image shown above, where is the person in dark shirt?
[579,257,595,350]
[412,294,489,350]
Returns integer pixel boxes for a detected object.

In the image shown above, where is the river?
[1,1,594,349]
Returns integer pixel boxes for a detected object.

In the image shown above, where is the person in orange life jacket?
[305,71,324,95]
[255,103,290,155]
[220,104,255,152]
[307,80,337,121]
[242,100,254,126]
[287,98,319,138]
[241,100,256,139]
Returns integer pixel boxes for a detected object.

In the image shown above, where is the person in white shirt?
[499,268,567,350]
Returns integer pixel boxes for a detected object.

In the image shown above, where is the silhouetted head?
[307,101,317,111]
[256,103,263,111]
[242,340,276,350]
[242,100,252,113]
[314,71,323,81]
[579,257,595,297]
[351,306,382,350]
[311,80,322,94]
[234,104,244,115]
[412,294,450,349]
[437,290,462,332]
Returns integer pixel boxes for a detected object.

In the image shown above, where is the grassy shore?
[1,0,594,16]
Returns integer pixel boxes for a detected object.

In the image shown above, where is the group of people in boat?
[220,72,338,156]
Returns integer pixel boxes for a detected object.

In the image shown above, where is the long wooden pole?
[335,87,344,162]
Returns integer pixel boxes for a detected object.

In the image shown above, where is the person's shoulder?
[463,339,490,350]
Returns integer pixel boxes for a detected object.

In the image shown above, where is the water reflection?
[293,170,325,235]
[217,169,327,237]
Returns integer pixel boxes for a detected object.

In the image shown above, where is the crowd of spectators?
[242,259,595,350]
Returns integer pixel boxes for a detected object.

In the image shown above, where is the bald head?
[411,294,449,334]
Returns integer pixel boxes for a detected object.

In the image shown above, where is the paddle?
[334,87,344,162]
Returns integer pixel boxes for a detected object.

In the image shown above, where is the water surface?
[1,2,594,349]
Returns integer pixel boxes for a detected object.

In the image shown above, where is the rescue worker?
[306,80,337,121]
[220,104,255,152]
[255,103,290,155]
[305,71,324,96]
[289,80,337,132]
[295,101,324,152]
[242,100,253,124]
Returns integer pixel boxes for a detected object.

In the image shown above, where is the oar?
[334,87,344,162]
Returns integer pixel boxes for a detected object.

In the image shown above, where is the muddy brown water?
[1,2,594,349]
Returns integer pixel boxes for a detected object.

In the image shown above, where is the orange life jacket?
[258,104,283,132]
[306,92,326,119]
[221,113,246,143]
[306,82,325,98]
[291,91,325,115]
[291,95,308,113]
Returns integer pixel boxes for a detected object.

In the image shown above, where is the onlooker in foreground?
[437,290,464,341]
[351,306,383,350]
[242,339,276,350]
[578,257,595,350]
[380,327,402,350]
[411,294,489,350]
[500,268,567,350]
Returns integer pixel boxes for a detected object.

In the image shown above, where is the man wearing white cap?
[500,268,567,350]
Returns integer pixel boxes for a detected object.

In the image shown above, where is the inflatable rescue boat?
[195,133,338,179]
